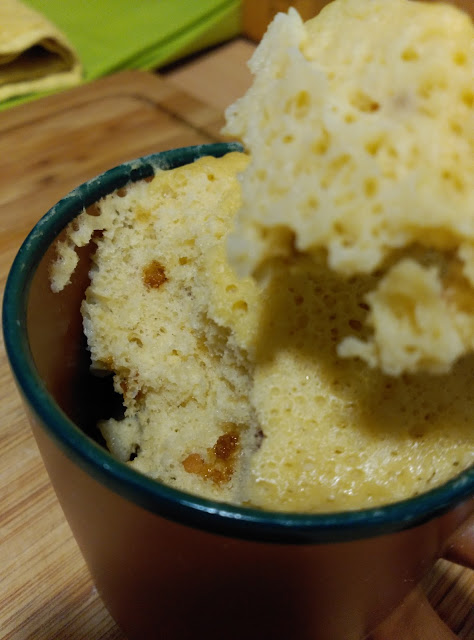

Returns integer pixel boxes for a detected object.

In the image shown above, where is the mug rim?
[3,142,473,544]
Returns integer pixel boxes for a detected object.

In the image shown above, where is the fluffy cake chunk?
[53,152,258,504]
[224,0,474,374]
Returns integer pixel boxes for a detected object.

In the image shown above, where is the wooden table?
[0,39,472,640]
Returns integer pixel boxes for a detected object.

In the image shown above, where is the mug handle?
[370,513,474,640]
[441,512,474,568]
[369,585,459,640]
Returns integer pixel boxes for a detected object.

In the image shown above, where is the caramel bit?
[182,428,241,486]
[182,453,209,476]
[143,260,167,289]
[214,432,239,461]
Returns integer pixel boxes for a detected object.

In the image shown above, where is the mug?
[3,143,473,640]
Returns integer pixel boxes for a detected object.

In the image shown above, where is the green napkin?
[2,0,241,109]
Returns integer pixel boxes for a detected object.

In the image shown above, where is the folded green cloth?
[2,0,241,109]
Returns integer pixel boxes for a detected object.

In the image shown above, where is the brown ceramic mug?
[3,144,473,640]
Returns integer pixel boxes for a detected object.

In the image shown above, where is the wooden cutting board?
[0,71,472,640]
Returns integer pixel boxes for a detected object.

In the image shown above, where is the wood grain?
[0,66,472,640]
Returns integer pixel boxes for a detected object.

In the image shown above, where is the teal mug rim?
[3,142,473,544]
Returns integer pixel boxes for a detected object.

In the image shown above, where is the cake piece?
[224,0,474,374]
